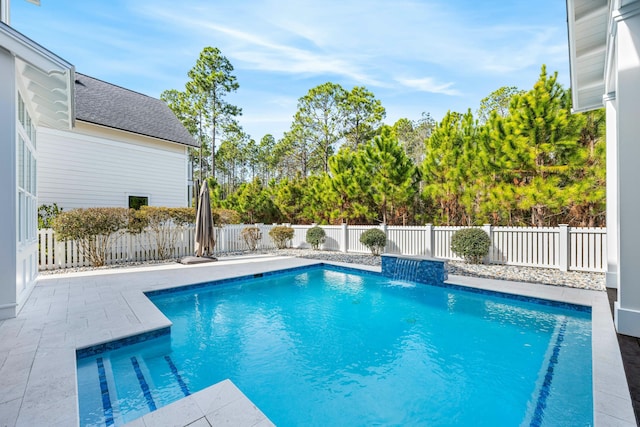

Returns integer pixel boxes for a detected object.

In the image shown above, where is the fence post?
[425,224,433,257]
[340,223,348,253]
[483,224,493,263]
[559,224,569,272]
[219,226,226,253]
[379,223,388,254]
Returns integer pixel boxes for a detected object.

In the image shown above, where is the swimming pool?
[77,265,592,426]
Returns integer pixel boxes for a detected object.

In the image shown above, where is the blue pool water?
[77,265,593,426]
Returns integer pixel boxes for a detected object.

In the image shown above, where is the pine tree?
[326,148,375,224]
[359,127,417,224]
[504,65,585,226]
[271,175,306,223]
[422,111,469,225]
[565,108,606,226]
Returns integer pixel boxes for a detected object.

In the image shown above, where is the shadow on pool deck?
[607,288,640,426]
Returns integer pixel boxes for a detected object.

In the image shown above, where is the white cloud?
[133,5,385,87]
[130,0,567,92]
[396,77,461,96]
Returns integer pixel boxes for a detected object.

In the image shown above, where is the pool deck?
[0,255,635,427]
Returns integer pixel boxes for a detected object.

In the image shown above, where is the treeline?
[164,47,605,227]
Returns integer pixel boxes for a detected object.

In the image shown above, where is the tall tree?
[216,122,249,198]
[275,123,317,178]
[477,86,523,124]
[474,111,518,225]
[225,178,281,223]
[341,86,386,149]
[186,47,241,181]
[505,66,585,226]
[271,175,306,223]
[422,111,475,225]
[565,108,606,226]
[359,127,417,224]
[393,112,436,165]
[161,88,210,182]
[326,148,375,223]
[258,134,277,182]
[292,82,346,173]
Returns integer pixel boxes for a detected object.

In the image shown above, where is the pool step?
[92,353,191,426]
[131,356,157,411]
[164,355,191,397]
[127,353,191,405]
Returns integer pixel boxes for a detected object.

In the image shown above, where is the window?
[128,196,149,210]
[17,93,37,244]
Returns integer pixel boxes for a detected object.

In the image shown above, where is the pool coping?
[0,256,634,426]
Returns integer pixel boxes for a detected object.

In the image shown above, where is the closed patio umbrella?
[194,181,216,257]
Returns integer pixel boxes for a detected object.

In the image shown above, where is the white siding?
[37,122,189,209]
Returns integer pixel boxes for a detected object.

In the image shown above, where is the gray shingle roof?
[74,73,197,147]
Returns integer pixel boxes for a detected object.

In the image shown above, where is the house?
[0,19,196,319]
[566,0,640,338]
[38,73,198,210]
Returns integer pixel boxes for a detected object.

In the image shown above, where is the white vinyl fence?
[38,224,607,272]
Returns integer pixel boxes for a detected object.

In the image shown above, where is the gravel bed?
[38,248,605,291]
[446,260,605,291]
[273,249,605,291]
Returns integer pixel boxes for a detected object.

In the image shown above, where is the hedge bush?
[52,207,133,267]
[360,228,387,256]
[131,206,196,259]
[450,228,491,264]
[306,226,326,250]
[269,226,295,249]
[241,226,262,251]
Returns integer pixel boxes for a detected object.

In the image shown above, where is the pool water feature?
[77,265,592,426]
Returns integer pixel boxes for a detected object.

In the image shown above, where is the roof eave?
[566,0,609,112]
[0,21,74,130]
[76,119,198,148]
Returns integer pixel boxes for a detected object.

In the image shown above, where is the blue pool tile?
[530,317,568,427]
[76,327,171,360]
[96,357,114,426]
[165,355,190,397]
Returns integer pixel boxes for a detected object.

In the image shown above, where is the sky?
[10,0,570,143]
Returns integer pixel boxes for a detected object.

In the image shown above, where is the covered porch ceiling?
[0,21,74,129]
[566,0,609,112]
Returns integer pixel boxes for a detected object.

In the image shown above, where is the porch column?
[0,46,18,319]
[604,92,617,288]
[614,8,640,337]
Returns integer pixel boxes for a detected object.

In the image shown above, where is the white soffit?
[0,21,74,129]
[567,0,608,112]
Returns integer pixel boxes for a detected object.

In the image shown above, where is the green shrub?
[450,228,491,264]
[52,207,133,267]
[38,203,63,229]
[241,226,262,251]
[360,228,387,256]
[306,226,326,250]
[269,226,295,249]
[131,206,196,259]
